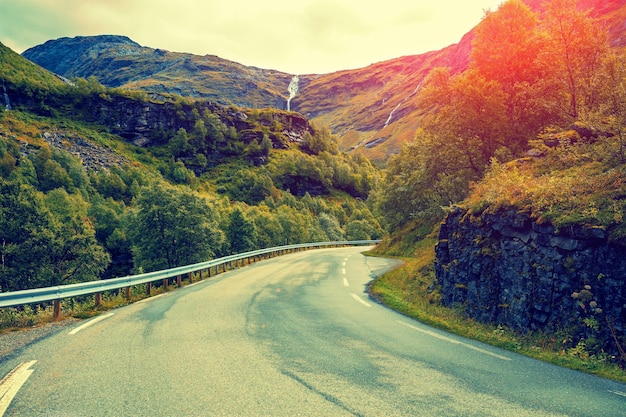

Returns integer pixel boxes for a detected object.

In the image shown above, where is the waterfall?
[383,80,424,128]
[287,75,299,111]
[2,84,10,110]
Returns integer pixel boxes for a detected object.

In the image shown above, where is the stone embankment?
[435,206,625,353]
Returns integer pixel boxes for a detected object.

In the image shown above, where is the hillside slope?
[21,1,626,163]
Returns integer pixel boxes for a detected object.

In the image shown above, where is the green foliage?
[0,178,109,291]
[373,129,471,231]
[126,182,225,272]
[226,207,257,254]
[0,42,384,296]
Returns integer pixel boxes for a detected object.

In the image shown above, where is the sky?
[0,0,505,75]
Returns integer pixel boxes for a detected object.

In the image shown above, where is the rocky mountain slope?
[21,0,626,163]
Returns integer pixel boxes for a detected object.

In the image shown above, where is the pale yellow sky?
[0,0,504,74]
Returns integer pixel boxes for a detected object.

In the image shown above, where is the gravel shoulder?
[0,318,80,359]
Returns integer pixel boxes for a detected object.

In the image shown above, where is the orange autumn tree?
[377,0,617,232]
[470,0,552,149]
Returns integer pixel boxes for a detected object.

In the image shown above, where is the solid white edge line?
[350,293,371,307]
[0,360,37,417]
[343,277,350,287]
[135,292,170,304]
[396,320,511,361]
[609,390,626,397]
[68,312,115,335]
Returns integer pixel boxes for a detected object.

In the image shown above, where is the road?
[1,247,625,416]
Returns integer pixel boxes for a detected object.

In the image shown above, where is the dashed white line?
[342,268,346,275]
[610,390,626,397]
[0,360,37,417]
[350,293,372,308]
[343,277,350,287]
[396,320,511,361]
[68,313,115,335]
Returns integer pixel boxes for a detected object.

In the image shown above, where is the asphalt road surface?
[1,247,625,416]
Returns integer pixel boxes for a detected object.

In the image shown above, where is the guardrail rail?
[0,240,380,319]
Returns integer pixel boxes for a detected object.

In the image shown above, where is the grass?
[368,234,626,383]
[466,139,626,244]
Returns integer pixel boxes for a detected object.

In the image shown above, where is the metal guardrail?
[0,240,380,311]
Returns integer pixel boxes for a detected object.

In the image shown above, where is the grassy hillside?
[21,2,626,164]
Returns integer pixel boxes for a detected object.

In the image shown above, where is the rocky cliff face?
[3,78,313,151]
[435,206,625,354]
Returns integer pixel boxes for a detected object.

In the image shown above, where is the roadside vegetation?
[370,0,626,380]
[368,233,626,383]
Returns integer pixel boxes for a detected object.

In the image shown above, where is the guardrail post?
[95,292,102,306]
[53,300,61,320]
[163,278,168,290]
[177,275,182,287]
[146,282,152,296]
[125,287,131,300]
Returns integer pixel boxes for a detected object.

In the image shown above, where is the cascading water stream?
[383,80,424,128]
[2,84,11,110]
[287,75,299,111]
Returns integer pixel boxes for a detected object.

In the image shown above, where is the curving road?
[1,247,624,416]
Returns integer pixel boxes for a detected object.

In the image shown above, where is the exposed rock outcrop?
[435,206,625,355]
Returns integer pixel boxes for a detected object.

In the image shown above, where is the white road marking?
[136,292,170,304]
[68,313,115,335]
[343,277,350,287]
[350,293,372,308]
[396,320,512,361]
[342,268,346,275]
[609,390,626,397]
[185,280,205,288]
[0,360,37,417]
[342,262,346,267]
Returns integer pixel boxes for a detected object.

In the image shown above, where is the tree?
[318,212,344,241]
[470,0,550,147]
[0,179,109,291]
[226,207,257,254]
[246,204,284,248]
[127,182,224,272]
[373,130,471,230]
[43,189,111,286]
[420,68,509,168]
[590,50,626,163]
[169,127,191,158]
[540,0,610,120]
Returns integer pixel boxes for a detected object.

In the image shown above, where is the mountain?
[21,0,626,163]
[22,35,294,109]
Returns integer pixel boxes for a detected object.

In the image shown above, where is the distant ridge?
[21,0,626,162]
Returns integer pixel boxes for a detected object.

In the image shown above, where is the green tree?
[246,204,284,248]
[318,212,344,241]
[374,130,470,230]
[0,179,109,291]
[44,188,111,286]
[127,182,224,272]
[226,206,257,254]
[169,127,191,158]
